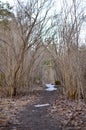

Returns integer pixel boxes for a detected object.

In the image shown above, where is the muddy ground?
[0,87,86,130]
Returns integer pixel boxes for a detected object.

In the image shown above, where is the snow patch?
[45,84,57,91]
[34,103,50,108]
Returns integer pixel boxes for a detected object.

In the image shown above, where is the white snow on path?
[34,84,57,108]
[45,84,57,91]
[34,103,50,108]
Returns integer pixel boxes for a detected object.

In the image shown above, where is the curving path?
[2,85,63,130]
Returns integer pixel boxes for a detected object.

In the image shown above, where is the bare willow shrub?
[59,0,86,100]
[0,0,53,97]
[45,0,86,100]
[79,45,86,101]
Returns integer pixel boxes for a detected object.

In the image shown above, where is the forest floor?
[0,86,86,130]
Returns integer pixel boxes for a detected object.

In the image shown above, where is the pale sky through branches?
[1,0,86,43]
[1,0,14,5]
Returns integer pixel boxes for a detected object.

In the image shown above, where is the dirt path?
[1,88,86,130]
[3,90,62,130]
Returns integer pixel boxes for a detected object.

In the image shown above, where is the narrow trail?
[4,89,62,130]
[1,85,86,130]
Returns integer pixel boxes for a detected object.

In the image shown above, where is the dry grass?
[0,95,39,125]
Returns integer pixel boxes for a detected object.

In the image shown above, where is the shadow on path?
[2,90,62,130]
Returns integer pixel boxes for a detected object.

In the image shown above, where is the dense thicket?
[0,0,86,101]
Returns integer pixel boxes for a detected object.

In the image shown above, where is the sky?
[1,0,86,43]
[1,0,61,8]
[1,0,14,5]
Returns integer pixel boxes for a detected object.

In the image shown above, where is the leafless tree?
[43,0,86,101]
[0,0,53,96]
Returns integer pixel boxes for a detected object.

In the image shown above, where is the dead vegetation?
[49,95,86,129]
[0,0,86,102]
[0,95,38,126]
[0,0,86,129]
